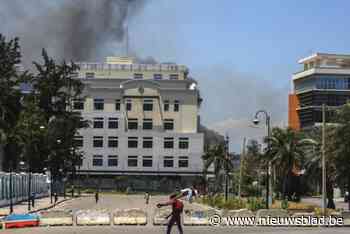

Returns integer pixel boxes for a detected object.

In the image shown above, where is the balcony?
[293,67,350,80]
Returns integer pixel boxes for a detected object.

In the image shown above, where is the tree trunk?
[282,170,290,200]
[326,179,335,209]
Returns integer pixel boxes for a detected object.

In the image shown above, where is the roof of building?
[298,53,350,65]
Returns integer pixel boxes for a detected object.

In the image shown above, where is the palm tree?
[265,127,316,200]
[203,144,233,194]
[304,126,337,208]
[333,102,350,210]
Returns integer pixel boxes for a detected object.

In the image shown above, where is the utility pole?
[224,135,229,201]
[322,104,327,214]
[9,163,13,214]
[238,137,246,198]
[253,110,272,208]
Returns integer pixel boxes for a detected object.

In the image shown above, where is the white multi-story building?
[73,57,204,182]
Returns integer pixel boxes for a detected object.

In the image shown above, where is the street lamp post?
[9,163,13,214]
[224,135,230,202]
[321,104,327,214]
[27,166,31,211]
[253,110,272,209]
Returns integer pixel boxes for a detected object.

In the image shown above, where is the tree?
[203,144,233,194]
[265,127,316,200]
[30,49,83,121]
[333,102,350,210]
[14,96,47,172]
[28,49,86,178]
[241,139,263,197]
[0,34,31,170]
[304,126,337,208]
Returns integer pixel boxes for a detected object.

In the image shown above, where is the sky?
[127,0,350,151]
[1,0,350,152]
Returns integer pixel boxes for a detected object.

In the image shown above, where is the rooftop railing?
[76,62,188,73]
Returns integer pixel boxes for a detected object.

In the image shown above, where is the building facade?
[73,57,204,187]
[289,53,350,130]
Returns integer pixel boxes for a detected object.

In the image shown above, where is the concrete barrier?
[113,209,147,225]
[234,209,254,218]
[342,211,350,226]
[256,209,289,218]
[153,208,172,225]
[256,209,289,226]
[183,209,209,226]
[39,210,73,226]
[290,212,315,227]
[76,209,111,226]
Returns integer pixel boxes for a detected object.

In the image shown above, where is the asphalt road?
[3,226,350,234]
[3,195,350,234]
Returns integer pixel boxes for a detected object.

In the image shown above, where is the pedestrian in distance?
[31,192,35,207]
[95,190,99,204]
[157,194,184,234]
[144,192,150,205]
[54,192,58,205]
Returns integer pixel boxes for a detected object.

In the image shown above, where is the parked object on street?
[3,213,39,229]
[114,208,147,225]
[39,210,73,226]
[76,209,111,225]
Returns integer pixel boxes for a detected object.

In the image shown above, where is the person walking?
[157,194,184,234]
[54,192,58,205]
[95,190,99,204]
[144,192,150,205]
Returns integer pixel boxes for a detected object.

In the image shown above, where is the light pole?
[9,163,13,214]
[238,137,246,198]
[224,135,229,202]
[321,104,327,214]
[253,110,272,209]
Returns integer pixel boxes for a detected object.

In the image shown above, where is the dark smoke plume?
[0,0,148,66]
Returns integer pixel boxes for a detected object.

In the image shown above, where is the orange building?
[288,94,300,131]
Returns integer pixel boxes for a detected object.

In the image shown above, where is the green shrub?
[223,197,246,210]
[247,197,265,211]
[281,199,288,209]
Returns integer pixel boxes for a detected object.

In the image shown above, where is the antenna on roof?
[126,26,129,57]
[125,5,130,57]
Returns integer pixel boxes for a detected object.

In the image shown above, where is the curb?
[0,197,74,217]
[29,197,73,214]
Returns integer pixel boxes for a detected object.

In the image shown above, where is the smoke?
[0,0,148,66]
[196,65,289,152]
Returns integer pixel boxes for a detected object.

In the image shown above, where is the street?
[3,226,350,234]
[2,194,350,234]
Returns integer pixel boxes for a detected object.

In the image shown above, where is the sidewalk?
[0,196,71,216]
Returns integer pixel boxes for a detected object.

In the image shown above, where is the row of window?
[75,136,190,149]
[316,77,350,90]
[294,76,350,93]
[91,117,174,131]
[85,72,180,80]
[91,155,189,168]
[73,99,180,112]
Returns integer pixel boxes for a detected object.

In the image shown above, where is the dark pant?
[167,214,183,234]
